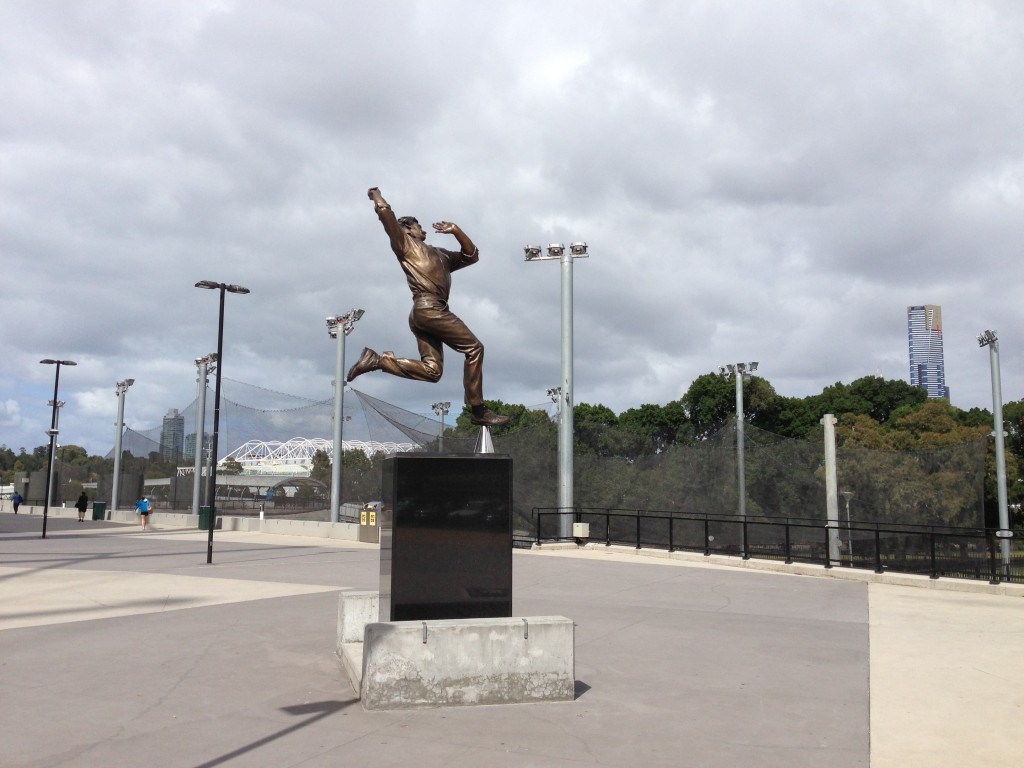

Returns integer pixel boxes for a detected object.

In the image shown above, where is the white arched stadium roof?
[222,436,416,468]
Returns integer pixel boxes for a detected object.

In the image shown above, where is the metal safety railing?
[529,507,1021,584]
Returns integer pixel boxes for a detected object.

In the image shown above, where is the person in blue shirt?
[134,496,152,530]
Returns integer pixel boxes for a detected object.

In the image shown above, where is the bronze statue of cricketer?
[346,188,509,427]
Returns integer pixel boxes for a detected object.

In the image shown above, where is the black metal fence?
[530,507,1022,584]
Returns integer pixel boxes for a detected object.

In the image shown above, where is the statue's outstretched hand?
[433,221,457,234]
[368,187,383,200]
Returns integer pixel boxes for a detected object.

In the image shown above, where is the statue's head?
[398,216,427,241]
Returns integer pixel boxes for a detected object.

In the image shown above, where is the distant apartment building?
[184,431,212,462]
[160,408,185,461]
[907,304,948,399]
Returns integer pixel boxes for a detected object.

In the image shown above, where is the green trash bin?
[92,502,107,521]
[199,506,213,530]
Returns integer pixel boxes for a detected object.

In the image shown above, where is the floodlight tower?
[432,401,451,452]
[978,329,1011,577]
[327,309,364,523]
[718,362,759,521]
[525,242,589,539]
[111,378,135,515]
[191,355,216,516]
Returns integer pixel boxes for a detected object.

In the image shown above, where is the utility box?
[92,502,107,521]
[572,522,590,539]
[199,506,214,530]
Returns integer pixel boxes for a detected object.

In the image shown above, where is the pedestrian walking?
[12,490,22,514]
[134,496,151,530]
[75,491,89,522]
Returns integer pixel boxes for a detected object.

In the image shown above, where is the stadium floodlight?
[978,329,1011,578]
[326,309,364,522]
[718,361,761,558]
[111,378,136,516]
[524,238,590,539]
[432,401,451,452]
[39,359,76,538]
[195,280,249,562]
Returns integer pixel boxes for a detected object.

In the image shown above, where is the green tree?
[682,373,777,440]
[220,457,244,475]
[618,401,694,453]
[310,449,331,486]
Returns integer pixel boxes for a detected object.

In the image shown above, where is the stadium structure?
[214,437,415,476]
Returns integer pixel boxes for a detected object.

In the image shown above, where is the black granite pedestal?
[379,454,512,621]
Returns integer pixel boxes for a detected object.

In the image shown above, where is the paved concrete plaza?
[1,511,1021,767]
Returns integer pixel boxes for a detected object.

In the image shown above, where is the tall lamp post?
[191,355,215,516]
[39,359,76,539]
[327,309,364,523]
[432,401,451,452]
[111,378,134,516]
[525,242,588,539]
[47,399,65,517]
[195,281,250,563]
[718,362,758,519]
[978,329,1011,577]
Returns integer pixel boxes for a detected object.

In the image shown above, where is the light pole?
[195,280,250,563]
[525,242,588,539]
[718,362,758,519]
[432,401,451,452]
[46,399,64,514]
[841,490,854,564]
[978,329,1011,577]
[191,355,215,516]
[111,379,134,516]
[327,309,364,523]
[40,359,76,538]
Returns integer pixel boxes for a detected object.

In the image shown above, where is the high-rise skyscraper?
[160,408,185,461]
[907,304,948,399]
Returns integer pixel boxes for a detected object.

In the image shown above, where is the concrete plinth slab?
[361,615,575,710]
[338,591,574,710]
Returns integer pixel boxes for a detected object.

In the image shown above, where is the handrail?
[526,506,1019,584]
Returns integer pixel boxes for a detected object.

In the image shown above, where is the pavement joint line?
[0,565,344,631]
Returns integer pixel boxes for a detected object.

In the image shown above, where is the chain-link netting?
[109,382,986,533]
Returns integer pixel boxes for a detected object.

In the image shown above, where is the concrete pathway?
[1,512,1021,767]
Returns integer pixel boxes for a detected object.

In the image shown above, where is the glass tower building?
[907,304,948,399]
[160,408,185,461]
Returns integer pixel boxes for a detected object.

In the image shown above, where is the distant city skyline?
[907,305,949,399]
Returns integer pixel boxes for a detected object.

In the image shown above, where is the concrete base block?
[337,592,575,710]
[362,616,575,710]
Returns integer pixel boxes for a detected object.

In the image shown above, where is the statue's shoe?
[346,347,381,382]
[470,406,510,427]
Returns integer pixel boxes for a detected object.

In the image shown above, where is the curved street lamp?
[195,281,250,562]
[39,359,76,538]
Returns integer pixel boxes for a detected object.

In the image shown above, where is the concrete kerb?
[531,541,1024,598]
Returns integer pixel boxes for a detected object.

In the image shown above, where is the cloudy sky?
[2,0,1022,456]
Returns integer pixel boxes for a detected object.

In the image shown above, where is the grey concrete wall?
[360,616,575,710]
